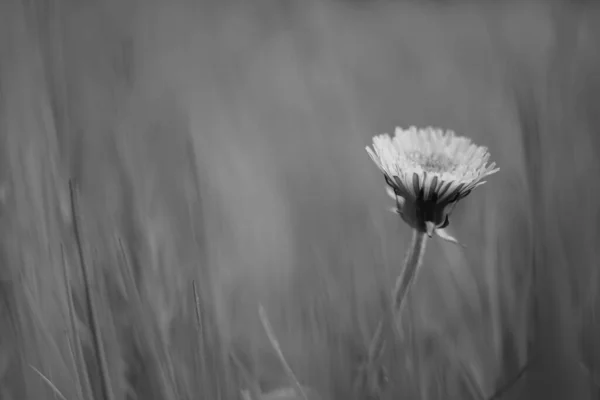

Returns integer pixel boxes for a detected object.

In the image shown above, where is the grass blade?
[69,180,115,400]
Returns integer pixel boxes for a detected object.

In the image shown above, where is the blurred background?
[0,0,599,399]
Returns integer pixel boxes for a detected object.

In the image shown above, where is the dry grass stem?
[61,244,92,400]
[258,304,309,400]
[29,364,69,400]
[69,180,115,400]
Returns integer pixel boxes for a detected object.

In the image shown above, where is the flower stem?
[391,229,428,397]
[392,229,428,319]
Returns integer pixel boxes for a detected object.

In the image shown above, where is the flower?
[366,126,499,242]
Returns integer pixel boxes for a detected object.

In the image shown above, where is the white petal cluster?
[366,127,499,201]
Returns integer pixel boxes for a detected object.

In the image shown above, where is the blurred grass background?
[0,0,599,399]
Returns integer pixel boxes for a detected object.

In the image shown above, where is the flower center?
[406,151,456,173]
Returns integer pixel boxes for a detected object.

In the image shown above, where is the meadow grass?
[0,1,599,399]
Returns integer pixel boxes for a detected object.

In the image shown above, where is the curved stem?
[390,229,428,397]
[392,229,428,318]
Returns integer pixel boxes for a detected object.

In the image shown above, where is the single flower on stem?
[366,126,499,317]
[367,126,499,242]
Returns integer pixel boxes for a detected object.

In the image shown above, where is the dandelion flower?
[366,126,499,242]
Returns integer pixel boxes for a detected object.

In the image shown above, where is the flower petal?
[435,228,465,248]
[386,187,396,200]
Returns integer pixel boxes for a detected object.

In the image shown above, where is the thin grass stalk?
[61,245,93,400]
[116,238,174,400]
[65,333,85,400]
[258,304,308,400]
[69,180,115,400]
[520,4,588,398]
[229,350,263,400]
[192,280,207,392]
[579,362,600,390]
[29,365,69,400]
[192,278,226,399]
[487,361,529,400]
[459,362,486,400]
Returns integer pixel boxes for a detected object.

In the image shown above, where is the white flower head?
[366,126,499,240]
